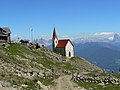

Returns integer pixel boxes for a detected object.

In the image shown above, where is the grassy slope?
[0,44,119,89]
[0,44,79,89]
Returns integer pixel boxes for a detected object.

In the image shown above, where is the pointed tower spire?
[52,27,58,51]
[53,27,58,39]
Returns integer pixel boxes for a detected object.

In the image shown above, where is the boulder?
[0,83,2,88]
[28,76,38,82]
[98,82,105,86]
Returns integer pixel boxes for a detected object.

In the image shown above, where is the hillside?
[0,44,120,90]
[74,42,120,72]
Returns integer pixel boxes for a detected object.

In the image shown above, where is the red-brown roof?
[56,39,70,48]
[53,27,58,39]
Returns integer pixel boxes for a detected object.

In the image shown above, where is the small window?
[56,41,57,43]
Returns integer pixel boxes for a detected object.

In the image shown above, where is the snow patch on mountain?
[36,32,120,46]
[94,32,115,36]
[113,33,120,42]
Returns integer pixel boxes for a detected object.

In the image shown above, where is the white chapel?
[52,27,74,57]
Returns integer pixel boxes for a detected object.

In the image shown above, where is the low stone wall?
[71,73,120,85]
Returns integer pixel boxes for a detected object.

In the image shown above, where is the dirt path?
[48,75,86,90]
[0,87,17,90]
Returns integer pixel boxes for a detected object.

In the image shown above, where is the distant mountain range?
[35,32,120,72]
[74,42,120,72]
[35,38,52,46]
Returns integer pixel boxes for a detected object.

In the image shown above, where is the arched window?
[69,52,71,57]
[56,41,57,43]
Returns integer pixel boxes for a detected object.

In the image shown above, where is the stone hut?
[0,27,11,43]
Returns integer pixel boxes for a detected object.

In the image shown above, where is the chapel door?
[69,52,71,57]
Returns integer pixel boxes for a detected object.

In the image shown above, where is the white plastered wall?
[65,41,74,57]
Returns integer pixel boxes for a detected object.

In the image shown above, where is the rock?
[88,87,93,90]
[37,81,48,90]
[0,87,18,90]
[0,81,11,87]
[21,84,28,88]
[28,76,38,82]
[98,82,105,86]
[0,83,2,88]
[39,72,44,78]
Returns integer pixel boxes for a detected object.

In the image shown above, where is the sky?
[0,0,120,39]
